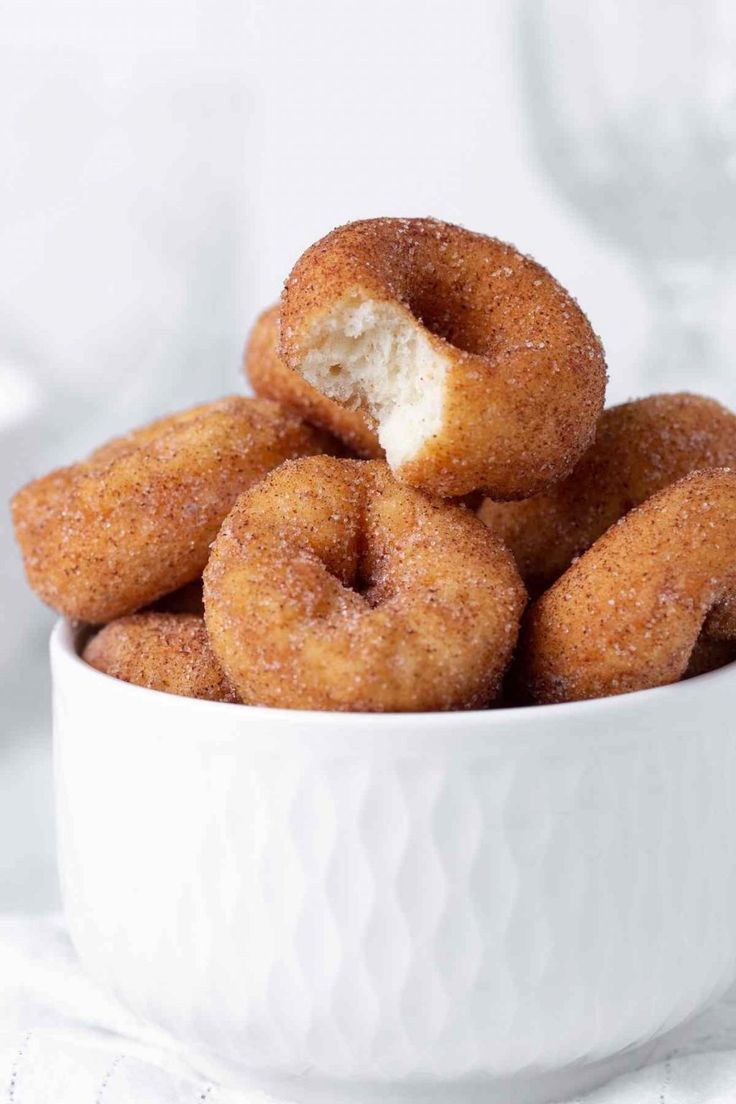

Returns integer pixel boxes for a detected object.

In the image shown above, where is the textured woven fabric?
[2,915,736,1103]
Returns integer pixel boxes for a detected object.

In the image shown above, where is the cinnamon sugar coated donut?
[83,613,238,702]
[520,469,736,704]
[245,304,382,458]
[280,217,606,498]
[203,455,526,711]
[12,396,331,623]
[480,393,736,593]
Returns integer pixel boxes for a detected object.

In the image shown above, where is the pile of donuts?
[12,217,736,711]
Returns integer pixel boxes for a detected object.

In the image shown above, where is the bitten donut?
[83,613,238,702]
[480,393,736,594]
[12,396,330,623]
[280,217,606,499]
[204,455,526,711]
[520,469,736,704]
[245,304,381,458]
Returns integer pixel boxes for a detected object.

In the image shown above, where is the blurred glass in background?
[1,0,734,911]
[519,0,736,393]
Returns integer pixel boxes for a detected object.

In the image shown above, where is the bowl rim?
[51,617,736,728]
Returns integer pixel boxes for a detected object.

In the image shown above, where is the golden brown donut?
[244,304,382,458]
[83,613,239,702]
[204,455,526,711]
[520,469,736,704]
[280,217,606,499]
[480,393,736,594]
[12,396,330,624]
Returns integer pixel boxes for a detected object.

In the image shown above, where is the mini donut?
[83,613,239,702]
[203,455,526,711]
[280,217,606,499]
[244,304,382,458]
[520,469,736,704]
[480,393,736,594]
[12,396,330,624]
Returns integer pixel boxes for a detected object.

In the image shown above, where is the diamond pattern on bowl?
[53,634,736,1091]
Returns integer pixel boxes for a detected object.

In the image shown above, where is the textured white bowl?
[52,620,736,1104]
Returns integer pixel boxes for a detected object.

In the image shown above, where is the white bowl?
[52,619,736,1104]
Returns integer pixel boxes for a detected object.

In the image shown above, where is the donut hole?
[405,287,491,358]
[342,540,389,609]
[351,571,383,607]
[299,298,450,469]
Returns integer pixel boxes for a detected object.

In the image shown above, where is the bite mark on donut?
[297,296,449,470]
[243,303,383,458]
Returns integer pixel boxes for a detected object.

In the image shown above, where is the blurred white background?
[1,0,735,911]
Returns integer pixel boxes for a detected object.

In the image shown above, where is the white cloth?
[3,917,736,1103]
